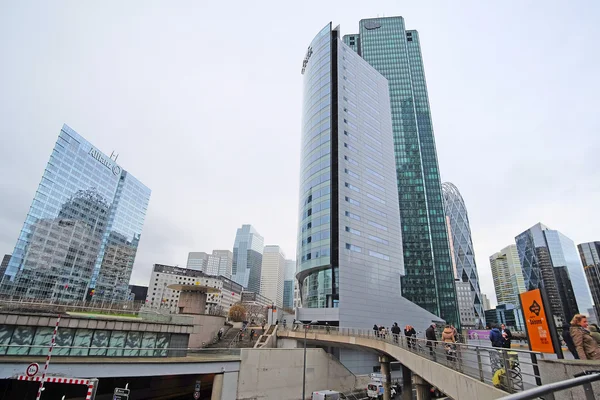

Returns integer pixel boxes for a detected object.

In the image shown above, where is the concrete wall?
[237,348,357,400]
[187,314,227,348]
[538,359,600,400]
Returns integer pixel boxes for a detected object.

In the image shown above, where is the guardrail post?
[476,347,484,382]
[501,349,514,393]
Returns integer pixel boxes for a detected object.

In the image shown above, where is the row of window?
[345,243,390,261]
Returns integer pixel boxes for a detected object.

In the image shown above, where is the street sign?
[195,381,201,391]
[113,387,130,400]
[26,363,39,377]
[193,392,200,400]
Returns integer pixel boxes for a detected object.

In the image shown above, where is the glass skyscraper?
[442,182,484,328]
[297,22,441,374]
[516,223,593,325]
[489,244,527,307]
[578,242,600,321]
[343,17,458,326]
[0,124,151,302]
[283,259,295,309]
[232,224,263,293]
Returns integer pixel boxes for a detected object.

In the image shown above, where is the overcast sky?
[1,1,598,307]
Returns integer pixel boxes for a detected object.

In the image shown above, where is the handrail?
[497,372,600,400]
[279,324,546,394]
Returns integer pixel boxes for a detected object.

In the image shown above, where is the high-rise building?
[516,223,593,325]
[260,245,286,307]
[442,182,484,328]
[482,293,491,311]
[343,17,458,326]
[146,264,243,316]
[297,22,441,373]
[232,225,264,292]
[578,242,600,320]
[490,245,526,307]
[186,250,233,279]
[455,280,478,328]
[0,255,10,278]
[0,124,150,301]
[283,259,295,309]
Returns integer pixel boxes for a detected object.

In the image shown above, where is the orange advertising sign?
[520,289,555,353]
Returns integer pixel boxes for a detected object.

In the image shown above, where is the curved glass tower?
[296,23,441,368]
[442,182,485,328]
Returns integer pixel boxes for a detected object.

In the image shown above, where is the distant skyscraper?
[455,280,478,328]
[297,22,441,374]
[343,17,458,326]
[442,182,484,328]
[260,246,286,307]
[0,125,150,301]
[283,259,295,309]
[187,250,232,279]
[0,255,10,278]
[578,242,600,320]
[482,293,491,311]
[516,223,593,325]
[232,225,264,292]
[490,245,526,307]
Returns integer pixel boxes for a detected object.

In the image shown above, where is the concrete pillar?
[413,374,431,400]
[211,374,223,400]
[221,371,238,400]
[401,364,412,400]
[379,355,392,400]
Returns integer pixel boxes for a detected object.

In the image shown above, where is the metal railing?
[280,324,546,394]
[1,343,241,359]
[0,298,144,316]
[498,371,600,400]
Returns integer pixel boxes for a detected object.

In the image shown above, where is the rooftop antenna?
[110,151,119,162]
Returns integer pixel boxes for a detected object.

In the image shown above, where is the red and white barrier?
[36,314,61,399]
[19,375,96,400]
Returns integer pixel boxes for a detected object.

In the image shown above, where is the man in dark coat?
[426,323,437,359]
[501,324,513,348]
[562,322,579,359]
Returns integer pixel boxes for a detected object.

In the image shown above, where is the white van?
[311,390,342,400]
[367,382,397,399]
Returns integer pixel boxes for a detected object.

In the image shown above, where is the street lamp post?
[297,320,318,400]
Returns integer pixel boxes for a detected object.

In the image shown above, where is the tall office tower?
[489,245,526,307]
[186,250,233,278]
[0,125,150,301]
[482,293,491,311]
[0,255,10,278]
[343,17,458,326]
[283,259,295,309]
[260,246,286,307]
[187,252,209,271]
[442,182,485,328]
[210,250,233,279]
[297,23,440,373]
[516,223,593,325]
[578,242,600,320]
[455,280,478,328]
[232,225,264,292]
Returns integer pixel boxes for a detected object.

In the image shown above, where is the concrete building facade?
[455,280,478,328]
[187,250,233,279]
[146,264,243,316]
[260,246,286,307]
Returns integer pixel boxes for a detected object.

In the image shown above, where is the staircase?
[204,322,263,349]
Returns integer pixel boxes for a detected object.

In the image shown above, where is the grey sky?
[1,1,598,307]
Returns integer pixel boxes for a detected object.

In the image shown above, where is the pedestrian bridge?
[277,326,545,400]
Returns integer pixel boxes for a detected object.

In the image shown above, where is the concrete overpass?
[277,325,542,400]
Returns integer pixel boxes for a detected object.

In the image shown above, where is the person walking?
[562,322,579,359]
[500,324,513,349]
[426,323,437,359]
[217,327,224,341]
[325,322,331,334]
[589,323,600,345]
[442,325,456,362]
[489,324,504,348]
[570,314,600,360]
[250,328,256,342]
[373,324,379,338]
[405,325,417,349]
[391,322,401,344]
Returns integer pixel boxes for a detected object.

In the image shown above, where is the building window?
[345,243,362,253]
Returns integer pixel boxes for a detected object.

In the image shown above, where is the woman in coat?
[570,314,600,360]
[441,325,456,362]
